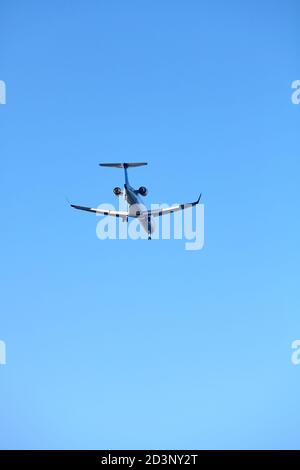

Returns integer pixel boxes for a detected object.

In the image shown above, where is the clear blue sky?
[1,0,300,449]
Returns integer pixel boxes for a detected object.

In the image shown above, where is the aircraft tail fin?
[99,162,147,169]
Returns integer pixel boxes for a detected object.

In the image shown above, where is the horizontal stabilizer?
[99,162,147,169]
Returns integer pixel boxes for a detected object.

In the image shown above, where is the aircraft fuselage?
[124,182,155,239]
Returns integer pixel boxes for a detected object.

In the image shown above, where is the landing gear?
[147,215,151,240]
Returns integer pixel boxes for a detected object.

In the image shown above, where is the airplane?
[70,162,201,240]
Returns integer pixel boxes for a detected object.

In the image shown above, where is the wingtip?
[65,195,72,206]
[197,193,202,204]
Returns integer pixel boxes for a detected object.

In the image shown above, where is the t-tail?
[99,162,147,185]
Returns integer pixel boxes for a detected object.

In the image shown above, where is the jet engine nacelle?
[138,186,148,196]
[113,186,122,197]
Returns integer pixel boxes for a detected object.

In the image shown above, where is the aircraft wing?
[141,194,201,218]
[71,204,129,219]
